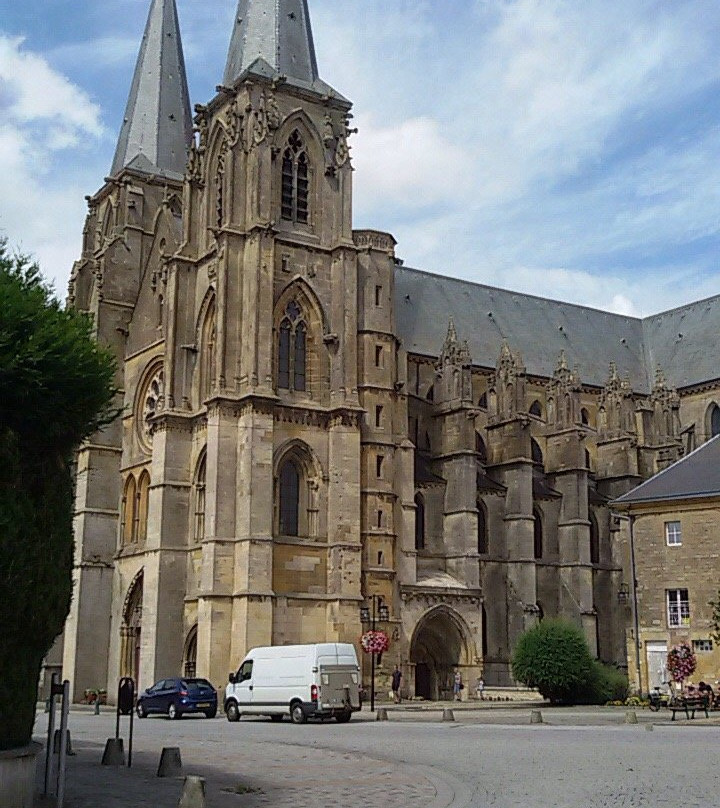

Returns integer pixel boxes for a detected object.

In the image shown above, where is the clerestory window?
[277,300,307,393]
[281,130,309,224]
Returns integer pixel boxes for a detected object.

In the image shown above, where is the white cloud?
[0,35,105,292]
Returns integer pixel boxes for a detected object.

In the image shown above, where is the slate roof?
[111,0,192,178]
[613,435,720,505]
[223,0,345,101]
[394,266,720,393]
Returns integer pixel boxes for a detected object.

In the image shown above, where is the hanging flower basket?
[667,642,697,684]
[361,630,390,655]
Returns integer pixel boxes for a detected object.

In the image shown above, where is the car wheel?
[270,714,284,723]
[205,708,218,719]
[136,703,147,719]
[335,711,352,723]
[226,701,240,723]
[290,702,307,725]
[168,702,181,720]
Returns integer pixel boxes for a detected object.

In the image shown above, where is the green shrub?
[511,619,597,704]
[592,663,629,703]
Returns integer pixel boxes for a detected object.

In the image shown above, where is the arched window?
[710,404,720,438]
[531,438,544,466]
[281,130,309,224]
[585,448,592,471]
[193,453,207,542]
[414,493,425,551]
[121,475,136,546]
[136,471,151,543]
[477,500,488,554]
[581,408,590,426]
[529,400,543,418]
[184,625,198,678]
[279,458,301,536]
[590,512,600,565]
[199,298,216,403]
[426,385,434,402]
[533,508,543,560]
[475,433,487,464]
[478,392,488,410]
[277,300,308,393]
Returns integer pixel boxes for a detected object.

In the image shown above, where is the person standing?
[476,676,485,700]
[453,669,463,701]
[391,665,403,704]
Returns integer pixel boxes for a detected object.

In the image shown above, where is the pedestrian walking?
[475,676,485,700]
[392,665,403,704]
[453,669,463,701]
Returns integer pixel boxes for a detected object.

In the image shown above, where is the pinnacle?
[110,0,192,178]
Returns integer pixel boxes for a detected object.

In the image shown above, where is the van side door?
[234,660,254,707]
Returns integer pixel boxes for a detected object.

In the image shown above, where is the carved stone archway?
[120,570,143,684]
[409,606,473,700]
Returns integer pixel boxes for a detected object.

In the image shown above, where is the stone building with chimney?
[58,0,720,702]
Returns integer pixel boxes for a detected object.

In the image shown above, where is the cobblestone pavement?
[34,707,720,807]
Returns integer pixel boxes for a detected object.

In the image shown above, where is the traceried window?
[279,458,301,537]
[277,300,307,393]
[281,130,309,224]
[665,521,682,547]
[136,471,150,543]
[193,453,207,542]
[667,588,690,628]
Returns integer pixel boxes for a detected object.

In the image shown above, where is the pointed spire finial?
[111,0,192,177]
[224,0,319,87]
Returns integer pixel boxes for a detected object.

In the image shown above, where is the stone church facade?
[59,0,720,701]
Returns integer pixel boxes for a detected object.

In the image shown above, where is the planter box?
[0,742,42,808]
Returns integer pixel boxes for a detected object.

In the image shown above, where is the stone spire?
[224,0,319,87]
[110,0,193,177]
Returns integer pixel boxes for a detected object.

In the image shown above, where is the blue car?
[136,677,217,719]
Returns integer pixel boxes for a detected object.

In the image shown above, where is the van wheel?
[335,711,352,723]
[290,703,307,724]
[226,701,240,723]
[270,714,284,722]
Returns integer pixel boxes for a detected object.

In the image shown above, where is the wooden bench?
[670,695,710,720]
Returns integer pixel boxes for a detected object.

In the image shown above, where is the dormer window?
[281,130,309,224]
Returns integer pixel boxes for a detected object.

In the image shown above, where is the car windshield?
[183,679,214,694]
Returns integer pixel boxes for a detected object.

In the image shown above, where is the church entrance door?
[410,607,469,701]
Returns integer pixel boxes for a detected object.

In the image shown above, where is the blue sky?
[2,0,720,316]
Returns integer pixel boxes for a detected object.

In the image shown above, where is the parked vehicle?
[225,643,361,724]
[136,677,217,719]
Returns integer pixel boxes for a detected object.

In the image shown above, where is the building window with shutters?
[667,588,690,628]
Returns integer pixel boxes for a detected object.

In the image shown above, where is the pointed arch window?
[529,400,543,418]
[136,471,151,544]
[710,404,720,438]
[533,508,543,560]
[477,500,488,554]
[277,300,308,393]
[590,512,600,565]
[193,453,207,542]
[279,458,301,537]
[414,493,426,551]
[281,130,310,224]
[199,298,217,403]
[121,475,136,546]
[475,433,487,465]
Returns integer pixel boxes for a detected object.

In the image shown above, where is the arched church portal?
[121,571,143,684]
[410,607,472,700]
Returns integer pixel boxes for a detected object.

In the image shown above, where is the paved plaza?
[35,706,720,807]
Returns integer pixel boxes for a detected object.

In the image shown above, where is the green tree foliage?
[0,241,117,750]
[511,618,626,705]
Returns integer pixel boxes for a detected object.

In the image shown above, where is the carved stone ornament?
[225,96,244,148]
[137,366,165,452]
[186,105,208,185]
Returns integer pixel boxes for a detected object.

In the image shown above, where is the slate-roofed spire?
[111,0,193,177]
[224,0,319,87]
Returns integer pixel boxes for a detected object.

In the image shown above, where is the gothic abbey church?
[61,0,720,700]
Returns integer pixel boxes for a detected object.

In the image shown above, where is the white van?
[224,643,361,724]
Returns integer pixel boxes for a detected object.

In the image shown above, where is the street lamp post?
[360,596,389,712]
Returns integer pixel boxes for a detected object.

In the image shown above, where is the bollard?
[645,723,654,732]
[376,708,388,721]
[442,709,455,722]
[530,710,543,724]
[94,699,101,716]
[157,747,183,778]
[178,775,206,808]
[101,738,125,766]
[625,710,638,725]
[53,729,75,757]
